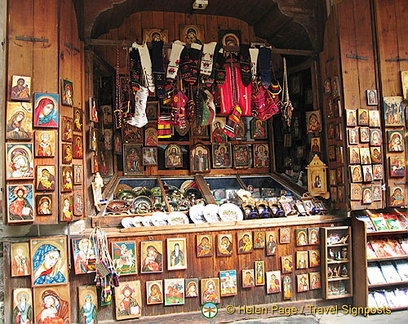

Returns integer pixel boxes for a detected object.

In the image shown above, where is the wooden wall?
[5,0,86,225]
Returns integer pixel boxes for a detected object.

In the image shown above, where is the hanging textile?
[223,64,243,137]
[259,46,272,89]
[195,88,215,126]
[200,42,217,76]
[170,90,189,128]
[185,43,202,85]
[239,44,252,87]
[166,40,185,80]
[281,57,294,126]
[151,40,165,98]
[133,42,155,94]
[249,47,259,81]
[114,47,123,129]
[126,86,149,128]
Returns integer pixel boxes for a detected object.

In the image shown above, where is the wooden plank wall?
[374,0,408,209]
[5,0,86,225]
[93,11,260,74]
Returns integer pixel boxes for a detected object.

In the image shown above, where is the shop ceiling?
[73,0,327,53]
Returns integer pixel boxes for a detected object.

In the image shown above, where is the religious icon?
[30,236,68,287]
[35,130,56,157]
[140,241,163,274]
[255,260,265,286]
[369,109,380,127]
[89,97,98,122]
[220,270,238,296]
[61,79,73,106]
[73,135,83,159]
[253,231,266,249]
[33,286,70,323]
[180,24,204,45]
[165,144,183,168]
[360,147,371,164]
[358,108,369,126]
[61,166,74,192]
[91,153,99,174]
[217,234,233,256]
[309,250,320,267]
[390,156,406,177]
[78,285,98,323]
[6,101,33,140]
[265,231,277,255]
[389,186,405,207]
[146,101,159,120]
[372,185,382,202]
[142,147,158,166]
[250,118,268,139]
[370,147,382,164]
[13,288,34,324]
[11,75,31,101]
[359,127,370,142]
[101,104,113,126]
[114,132,122,155]
[362,165,374,183]
[370,129,382,146]
[297,274,309,292]
[73,191,83,217]
[279,228,291,244]
[11,242,31,277]
[111,241,137,276]
[308,228,320,245]
[73,107,83,131]
[191,120,209,138]
[123,144,143,175]
[89,127,98,151]
[144,127,158,146]
[306,111,322,133]
[350,183,362,200]
[366,89,378,105]
[362,186,373,204]
[60,194,73,221]
[62,144,73,164]
[219,29,241,48]
[211,117,228,143]
[241,269,255,288]
[296,251,308,269]
[387,130,405,152]
[73,164,83,185]
[103,129,113,150]
[283,276,292,300]
[146,280,163,305]
[281,255,293,273]
[346,109,357,126]
[233,144,251,169]
[6,143,34,180]
[331,75,340,98]
[237,231,253,254]
[232,118,247,140]
[373,164,383,180]
[190,144,211,173]
[266,271,281,294]
[33,93,59,128]
[164,278,185,306]
[383,96,405,126]
[311,137,321,153]
[144,28,168,43]
[167,238,187,271]
[212,143,232,168]
[350,165,363,182]
[348,129,358,145]
[309,272,321,290]
[36,165,56,191]
[7,184,34,223]
[196,234,213,257]
[72,238,96,275]
[253,143,269,168]
[115,280,141,320]
[296,229,308,246]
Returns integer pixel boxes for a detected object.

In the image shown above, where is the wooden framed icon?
[115,280,141,320]
[140,241,163,274]
[185,278,199,298]
[61,166,73,192]
[89,97,98,122]
[233,144,251,169]
[144,126,158,146]
[78,285,98,322]
[122,123,143,143]
[383,96,405,126]
[369,109,380,127]
[13,288,34,323]
[389,186,405,207]
[167,238,187,271]
[11,242,31,277]
[296,251,308,269]
[7,184,34,223]
[11,75,31,101]
[220,270,238,296]
[255,261,265,286]
[360,147,371,164]
[165,144,183,168]
[362,165,373,183]
[180,24,204,45]
[366,89,378,105]
[281,255,293,273]
[30,236,68,287]
[62,143,73,164]
[146,101,159,121]
[123,144,143,175]
[309,250,320,267]
[35,130,56,157]
[350,183,362,200]
[111,240,137,275]
[237,231,253,254]
[370,147,382,164]
[250,118,268,139]
[370,129,382,146]
[36,165,56,191]
[297,274,309,292]
[253,231,265,249]
[212,143,232,168]
[358,108,369,126]
[73,107,83,131]
[295,229,308,246]
[253,143,269,168]
[217,234,233,256]
[266,271,281,294]
[306,111,322,133]
[196,234,213,257]
[190,144,211,173]
[389,156,406,177]
[387,130,405,152]
[6,101,33,140]
[164,278,185,306]
[36,194,53,216]
[242,269,255,288]
[201,278,220,304]
[73,135,83,159]
[346,109,357,126]
[146,280,163,305]
[142,147,158,166]
[72,237,96,275]
[60,194,73,221]
[350,165,363,182]
[6,143,34,180]
[33,93,59,128]
[33,285,70,323]
[362,186,373,204]
[308,228,320,245]
[61,79,73,106]
[373,164,383,180]
[279,228,291,244]
[309,272,321,290]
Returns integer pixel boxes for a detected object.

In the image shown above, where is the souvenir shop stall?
[3,0,408,323]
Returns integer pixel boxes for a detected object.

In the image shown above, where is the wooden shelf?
[327,243,349,247]
[326,293,352,299]
[368,255,408,262]
[368,280,408,288]
[328,276,350,282]
[327,259,350,264]
[367,229,408,236]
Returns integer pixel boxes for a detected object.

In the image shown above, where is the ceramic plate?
[151,212,169,226]
[213,189,226,200]
[168,212,190,225]
[121,217,134,228]
[203,204,221,223]
[141,215,153,227]
[218,203,243,222]
[189,204,207,224]
[106,200,130,213]
[132,216,144,227]
[132,196,153,214]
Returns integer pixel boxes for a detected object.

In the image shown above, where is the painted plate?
[132,216,144,227]
[213,189,226,200]
[106,200,130,213]
[151,212,169,226]
[121,217,134,228]
[168,211,190,225]
[141,215,153,227]
[218,203,243,222]
[132,196,153,214]
[189,204,207,224]
[203,204,221,223]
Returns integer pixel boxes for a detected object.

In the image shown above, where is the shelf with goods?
[320,226,353,299]
[352,214,408,310]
